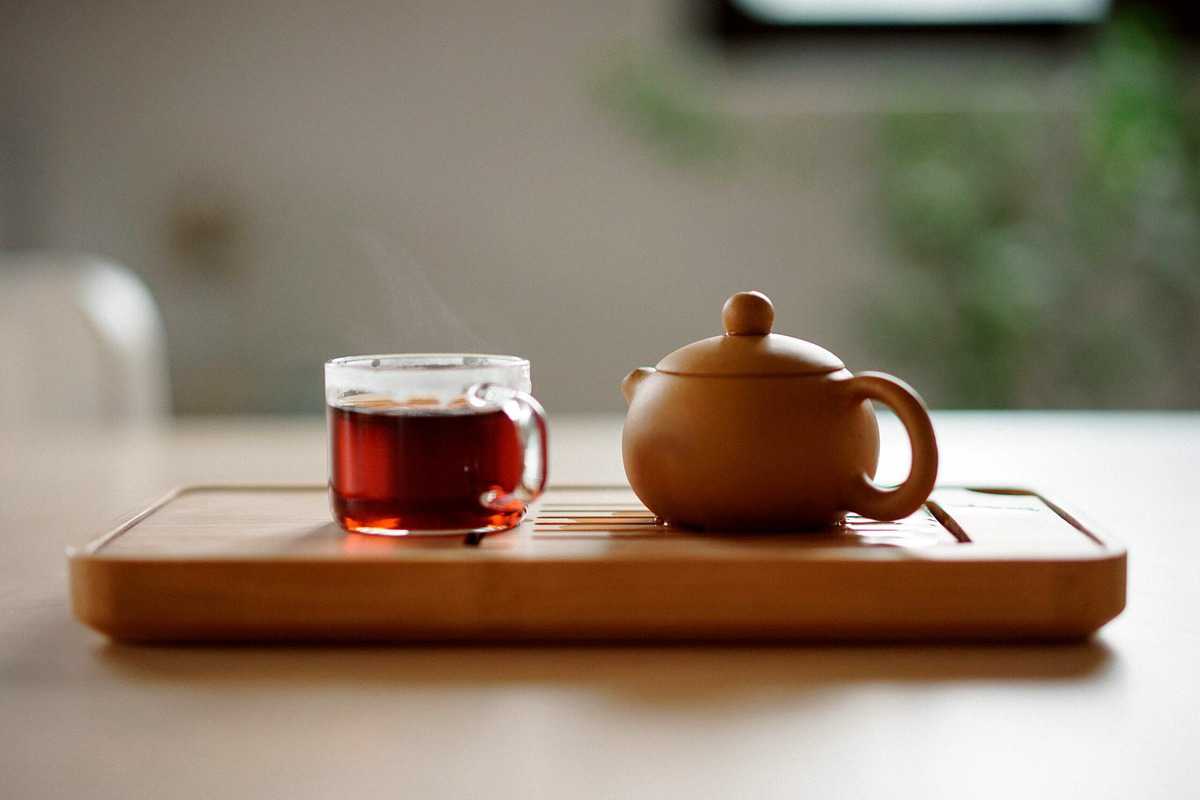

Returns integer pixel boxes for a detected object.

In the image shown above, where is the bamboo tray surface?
[70,484,1125,642]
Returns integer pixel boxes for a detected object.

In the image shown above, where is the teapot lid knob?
[722,291,774,336]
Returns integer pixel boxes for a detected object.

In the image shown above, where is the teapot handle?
[842,372,938,521]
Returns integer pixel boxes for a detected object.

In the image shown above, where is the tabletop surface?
[2,411,1197,799]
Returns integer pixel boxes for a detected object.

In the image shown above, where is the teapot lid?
[655,291,844,376]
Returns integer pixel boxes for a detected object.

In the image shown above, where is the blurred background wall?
[3,0,1197,414]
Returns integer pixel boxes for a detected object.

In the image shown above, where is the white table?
[2,412,1198,798]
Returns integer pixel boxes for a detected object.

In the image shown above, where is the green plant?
[592,51,741,167]
[594,14,1200,407]
[876,12,1200,407]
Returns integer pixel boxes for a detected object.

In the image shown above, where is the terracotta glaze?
[621,291,938,530]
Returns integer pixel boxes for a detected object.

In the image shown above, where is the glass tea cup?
[325,354,548,536]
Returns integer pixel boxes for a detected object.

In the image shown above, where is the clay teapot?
[621,291,938,530]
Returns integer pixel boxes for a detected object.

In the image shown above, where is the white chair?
[0,252,169,425]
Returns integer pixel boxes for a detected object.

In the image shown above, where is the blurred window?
[735,0,1110,26]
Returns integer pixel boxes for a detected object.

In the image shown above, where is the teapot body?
[621,368,880,530]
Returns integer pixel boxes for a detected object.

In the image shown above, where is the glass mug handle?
[467,382,549,510]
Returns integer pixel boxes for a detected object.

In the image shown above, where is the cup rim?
[325,353,529,372]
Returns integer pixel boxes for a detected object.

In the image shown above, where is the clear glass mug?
[325,354,548,536]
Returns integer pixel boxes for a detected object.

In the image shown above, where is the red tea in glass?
[325,355,547,536]
[329,404,526,533]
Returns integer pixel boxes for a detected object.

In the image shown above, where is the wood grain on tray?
[69,485,1124,643]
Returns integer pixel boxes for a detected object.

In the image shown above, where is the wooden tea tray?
[69,485,1125,643]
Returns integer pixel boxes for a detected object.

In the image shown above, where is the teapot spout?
[622,367,655,405]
